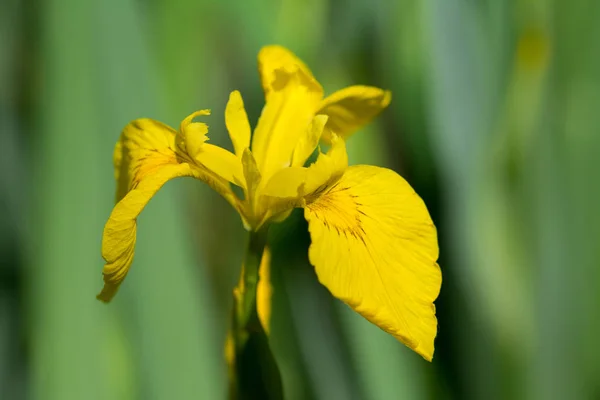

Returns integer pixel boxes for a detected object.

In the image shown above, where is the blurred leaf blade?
[31,0,224,399]
[31,0,118,398]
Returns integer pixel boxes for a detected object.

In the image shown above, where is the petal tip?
[422,352,434,362]
[382,90,392,107]
[96,286,116,303]
[258,44,291,57]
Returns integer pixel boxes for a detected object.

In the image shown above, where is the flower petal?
[317,86,391,142]
[99,163,195,302]
[291,114,327,168]
[261,133,347,201]
[252,69,323,182]
[240,149,262,229]
[257,246,273,335]
[179,110,246,190]
[179,109,211,157]
[225,90,251,157]
[100,118,239,302]
[242,149,261,199]
[258,45,321,99]
[113,118,180,202]
[196,143,246,189]
[256,134,347,226]
[303,165,441,360]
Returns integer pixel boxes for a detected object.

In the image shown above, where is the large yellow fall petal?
[303,165,441,360]
[318,86,392,142]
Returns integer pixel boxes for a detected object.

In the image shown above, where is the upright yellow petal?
[179,110,246,190]
[179,109,211,158]
[318,86,391,142]
[291,114,327,167]
[258,45,321,98]
[242,149,261,200]
[195,144,246,189]
[252,70,323,181]
[241,149,262,229]
[303,165,441,360]
[225,91,251,157]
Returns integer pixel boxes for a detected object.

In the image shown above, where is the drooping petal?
[251,69,323,182]
[99,163,196,302]
[258,45,321,99]
[225,90,251,157]
[317,86,392,142]
[303,165,441,360]
[113,118,180,202]
[100,117,240,302]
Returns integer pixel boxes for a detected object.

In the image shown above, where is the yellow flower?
[98,45,441,361]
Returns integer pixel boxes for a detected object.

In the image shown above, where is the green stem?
[229,227,283,400]
[235,227,268,340]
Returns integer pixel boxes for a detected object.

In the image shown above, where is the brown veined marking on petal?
[115,118,188,202]
[306,183,368,246]
[129,150,179,190]
[127,121,179,187]
[305,176,423,351]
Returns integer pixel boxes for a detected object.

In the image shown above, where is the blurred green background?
[1,0,599,399]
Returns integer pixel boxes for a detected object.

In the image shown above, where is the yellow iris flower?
[98,45,441,361]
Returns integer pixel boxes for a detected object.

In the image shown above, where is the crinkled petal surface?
[99,163,196,302]
[303,165,441,360]
[318,86,392,142]
[179,110,246,190]
[179,109,211,158]
[99,118,238,302]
